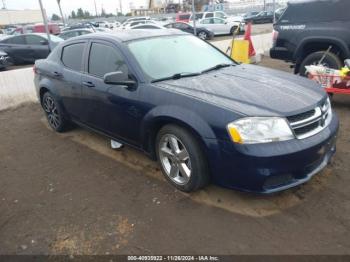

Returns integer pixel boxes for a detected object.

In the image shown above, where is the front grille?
[287,109,316,123]
[287,99,332,139]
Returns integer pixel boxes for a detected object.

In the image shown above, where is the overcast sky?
[4,0,148,16]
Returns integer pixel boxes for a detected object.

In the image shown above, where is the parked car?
[244,11,274,24]
[130,24,165,30]
[194,18,241,36]
[190,11,245,32]
[59,29,94,40]
[175,13,191,23]
[0,33,63,64]
[95,27,112,32]
[122,20,157,30]
[95,21,113,29]
[270,0,350,75]
[122,17,151,26]
[62,23,96,32]
[243,11,259,19]
[32,23,61,35]
[34,30,338,193]
[0,50,12,70]
[11,23,61,35]
[164,22,214,40]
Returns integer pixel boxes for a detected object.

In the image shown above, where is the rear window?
[279,0,350,23]
[61,43,85,71]
[179,14,190,20]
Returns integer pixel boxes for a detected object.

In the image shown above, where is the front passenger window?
[88,43,128,79]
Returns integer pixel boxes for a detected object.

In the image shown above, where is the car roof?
[61,29,93,33]
[71,29,187,42]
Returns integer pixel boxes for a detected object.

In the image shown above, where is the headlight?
[227,117,294,144]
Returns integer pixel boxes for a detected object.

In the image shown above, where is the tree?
[77,8,84,18]
[51,13,61,21]
[71,10,76,19]
[84,11,91,18]
[101,8,106,17]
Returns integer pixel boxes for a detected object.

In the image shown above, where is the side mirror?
[345,59,350,68]
[40,40,48,45]
[103,71,136,88]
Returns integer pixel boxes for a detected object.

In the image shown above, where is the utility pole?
[1,0,6,9]
[38,0,52,51]
[94,0,98,17]
[56,0,66,25]
[192,0,196,36]
[119,0,123,15]
[273,0,276,23]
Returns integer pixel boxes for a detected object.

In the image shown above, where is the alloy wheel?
[159,134,192,185]
[43,95,61,129]
[198,32,207,40]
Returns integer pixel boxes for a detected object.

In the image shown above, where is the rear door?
[59,41,87,118]
[213,18,227,34]
[24,35,50,62]
[0,35,27,63]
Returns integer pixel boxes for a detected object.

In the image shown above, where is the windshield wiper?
[201,63,233,74]
[151,72,201,83]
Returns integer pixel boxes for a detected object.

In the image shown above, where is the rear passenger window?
[88,43,128,78]
[61,43,85,71]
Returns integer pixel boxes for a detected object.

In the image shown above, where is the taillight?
[272,29,279,43]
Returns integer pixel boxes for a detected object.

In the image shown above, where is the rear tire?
[42,92,69,133]
[299,51,342,76]
[156,124,210,192]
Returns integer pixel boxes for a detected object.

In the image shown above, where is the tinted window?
[213,18,224,24]
[174,23,189,29]
[61,43,85,71]
[279,0,350,23]
[25,35,44,45]
[3,36,25,44]
[179,14,190,20]
[88,43,128,78]
[201,18,213,24]
[205,13,214,18]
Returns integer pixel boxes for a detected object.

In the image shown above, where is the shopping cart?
[306,60,350,95]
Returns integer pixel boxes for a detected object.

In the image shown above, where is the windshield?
[127,35,234,81]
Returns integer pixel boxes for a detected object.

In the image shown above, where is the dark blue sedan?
[34,30,338,193]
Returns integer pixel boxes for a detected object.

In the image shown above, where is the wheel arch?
[140,106,217,160]
[294,37,349,73]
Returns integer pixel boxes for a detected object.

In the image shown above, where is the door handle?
[52,71,62,77]
[82,81,95,88]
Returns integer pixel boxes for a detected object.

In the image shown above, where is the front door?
[80,41,140,144]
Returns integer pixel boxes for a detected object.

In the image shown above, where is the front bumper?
[206,113,339,193]
[0,56,13,69]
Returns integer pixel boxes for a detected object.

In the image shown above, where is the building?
[0,9,43,26]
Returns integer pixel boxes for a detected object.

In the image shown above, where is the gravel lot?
[0,57,349,255]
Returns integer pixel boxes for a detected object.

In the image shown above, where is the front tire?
[197,31,208,40]
[156,125,210,192]
[299,51,342,76]
[230,26,238,35]
[42,92,69,132]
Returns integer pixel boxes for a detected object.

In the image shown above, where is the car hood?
[153,64,326,117]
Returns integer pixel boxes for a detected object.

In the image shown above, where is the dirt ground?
[0,57,350,255]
